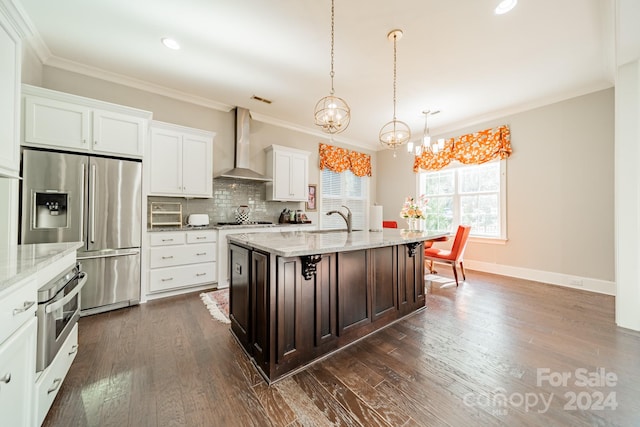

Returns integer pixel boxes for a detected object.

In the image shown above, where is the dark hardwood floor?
[43,271,640,426]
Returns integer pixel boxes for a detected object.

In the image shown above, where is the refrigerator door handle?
[90,163,96,243]
[80,163,85,242]
[77,249,140,260]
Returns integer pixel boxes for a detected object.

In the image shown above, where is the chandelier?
[379,29,411,155]
[314,0,350,135]
[407,110,444,155]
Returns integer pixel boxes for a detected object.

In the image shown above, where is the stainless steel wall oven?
[36,264,87,372]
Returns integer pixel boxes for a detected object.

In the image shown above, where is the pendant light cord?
[329,0,335,95]
[392,33,397,121]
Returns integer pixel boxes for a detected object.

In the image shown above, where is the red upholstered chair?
[382,220,398,228]
[424,225,471,286]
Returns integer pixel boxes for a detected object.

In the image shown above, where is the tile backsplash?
[148,178,303,225]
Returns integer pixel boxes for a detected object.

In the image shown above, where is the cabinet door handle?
[94,140,98,145]
[162,238,174,242]
[69,344,79,356]
[162,255,174,259]
[13,301,35,316]
[47,378,62,394]
[196,273,207,277]
[161,277,174,282]
[196,252,207,256]
[0,373,10,384]
[196,236,206,240]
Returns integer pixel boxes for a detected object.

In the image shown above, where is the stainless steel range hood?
[216,107,272,182]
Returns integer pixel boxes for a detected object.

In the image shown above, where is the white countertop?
[148,223,315,232]
[226,229,447,257]
[0,242,83,294]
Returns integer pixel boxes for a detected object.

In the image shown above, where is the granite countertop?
[0,242,84,294]
[226,229,447,257]
[148,223,315,232]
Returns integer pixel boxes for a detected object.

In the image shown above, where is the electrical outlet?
[569,278,583,287]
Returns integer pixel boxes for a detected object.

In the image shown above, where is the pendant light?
[379,29,411,156]
[314,0,350,135]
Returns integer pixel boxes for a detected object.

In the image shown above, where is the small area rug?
[425,273,457,287]
[200,288,230,324]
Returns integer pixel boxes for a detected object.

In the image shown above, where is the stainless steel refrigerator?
[20,148,142,315]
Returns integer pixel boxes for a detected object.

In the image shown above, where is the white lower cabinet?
[0,317,36,427]
[35,323,78,427]
[148,230,216,294]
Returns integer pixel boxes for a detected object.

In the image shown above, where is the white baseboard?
[461,259,616,296]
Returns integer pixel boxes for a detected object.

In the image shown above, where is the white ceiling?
[15,0,615,150]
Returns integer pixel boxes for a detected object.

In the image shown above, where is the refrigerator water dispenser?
[33,192,69,229]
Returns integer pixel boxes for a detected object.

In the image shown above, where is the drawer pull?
[161,277,174,282]
[13,301,35,316]
[69,344,79,356]
[162,255,174,259]
[196,273,207,277]
[162,238,174,242]
[196,236,206,240]
[0,373,10,384]
[196,252,207,256]
[47,378,62,394]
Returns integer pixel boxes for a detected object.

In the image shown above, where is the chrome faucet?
[326,205,353,233]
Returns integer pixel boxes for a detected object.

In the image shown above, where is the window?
[320,169,369,230]
[418,160,506,239]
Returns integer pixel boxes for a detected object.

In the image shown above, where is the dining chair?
[424,225,471,287]
[382,220,398,228]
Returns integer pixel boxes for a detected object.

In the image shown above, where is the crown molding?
[1,0,51,60]
[432,81,615,137]
[249,111,375,152]
[44,56,234,112]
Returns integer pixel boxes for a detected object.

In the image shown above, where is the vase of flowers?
[400,195,428,231]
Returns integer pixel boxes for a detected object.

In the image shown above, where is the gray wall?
[378,88,615,283]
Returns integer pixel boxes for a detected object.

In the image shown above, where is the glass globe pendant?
[379,29,411,155]
[314,0,350,135]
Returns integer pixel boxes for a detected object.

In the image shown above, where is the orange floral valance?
[413,125,512,172]
[319,143,372,177]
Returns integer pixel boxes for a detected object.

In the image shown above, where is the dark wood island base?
[228,238,427,384]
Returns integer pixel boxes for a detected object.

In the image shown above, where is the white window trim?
[318,169,371,230]
[416,159,508,242]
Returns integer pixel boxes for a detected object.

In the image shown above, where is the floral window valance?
[319,143,372,177]
[413,125,512,172]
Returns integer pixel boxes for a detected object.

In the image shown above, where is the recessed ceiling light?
[161,38,180,50]
[495,0,517,15]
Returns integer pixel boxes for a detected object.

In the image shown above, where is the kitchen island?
[227,229,445,383]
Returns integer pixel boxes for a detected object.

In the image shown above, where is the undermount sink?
[306,229,362,234]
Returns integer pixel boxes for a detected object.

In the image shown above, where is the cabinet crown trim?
[264,144,311,157]
[151,120,216,138]
[22,84,153,119]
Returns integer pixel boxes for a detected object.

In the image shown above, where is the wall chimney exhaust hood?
[216,107,272,182]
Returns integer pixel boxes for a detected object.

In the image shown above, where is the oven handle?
[45,272,88,314]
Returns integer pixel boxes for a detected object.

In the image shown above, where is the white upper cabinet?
[0,9,21,178]
[265,145,310,202]
[22,84,152,159]
[149,121,214,198]
[91,109,146,157]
